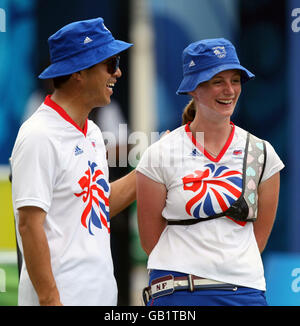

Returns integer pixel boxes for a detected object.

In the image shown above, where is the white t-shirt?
[11,95,117,306]
[137,123,284,291]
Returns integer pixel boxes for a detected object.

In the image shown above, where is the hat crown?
[39,17,133,79]
[48,17,114,63]
[182,38,240,75]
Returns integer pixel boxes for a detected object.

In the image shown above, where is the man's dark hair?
[52,74,72,89]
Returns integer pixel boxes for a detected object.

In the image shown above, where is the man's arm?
[109,169,136,218]
[18,206,62,306]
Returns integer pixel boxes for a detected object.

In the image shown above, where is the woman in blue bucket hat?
[11,17,136,306]
[137,38,284,306]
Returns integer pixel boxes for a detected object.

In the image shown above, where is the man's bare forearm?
[109,169,136,218]
[18,207,62,306]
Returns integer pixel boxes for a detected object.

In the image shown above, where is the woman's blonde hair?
[182,99,196,125]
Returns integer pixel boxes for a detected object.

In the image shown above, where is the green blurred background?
[0,179,18,306]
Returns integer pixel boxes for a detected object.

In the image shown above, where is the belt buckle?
[150,274,175,299]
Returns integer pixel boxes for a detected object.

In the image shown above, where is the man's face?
[81,56,122,108]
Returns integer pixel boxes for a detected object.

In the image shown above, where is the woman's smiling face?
[190,69,242,119]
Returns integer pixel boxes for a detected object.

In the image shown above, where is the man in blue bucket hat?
[11,18,135,306]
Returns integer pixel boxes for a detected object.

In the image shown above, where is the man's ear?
[72,71,83,82]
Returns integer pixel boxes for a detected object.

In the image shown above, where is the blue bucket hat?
[176,38,254,95]
[39,17,133,79]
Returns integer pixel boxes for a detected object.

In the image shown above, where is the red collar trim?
[185,121,235,163]
[44,95,88,136]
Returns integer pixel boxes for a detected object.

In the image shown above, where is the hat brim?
[176,64,255,95]
[39,39,133,79]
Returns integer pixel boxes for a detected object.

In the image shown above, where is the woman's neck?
[189,111,233,157]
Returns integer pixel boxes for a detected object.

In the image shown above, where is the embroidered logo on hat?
[84,36,93,44]
[189,60,196,68]
[212,46,226,58]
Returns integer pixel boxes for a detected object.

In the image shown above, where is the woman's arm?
[254,172,280,253]
[136,171,167,255]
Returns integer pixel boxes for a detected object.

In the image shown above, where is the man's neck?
[51,89,90,130]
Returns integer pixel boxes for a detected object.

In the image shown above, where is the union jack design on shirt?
[182,163,245,225]
[75,161,110,235]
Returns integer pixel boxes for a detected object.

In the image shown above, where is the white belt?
[143,274,238,303]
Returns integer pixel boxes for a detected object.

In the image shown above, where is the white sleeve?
[136,142,165,184]
[260,140,285,182]
[11,125,59,212]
